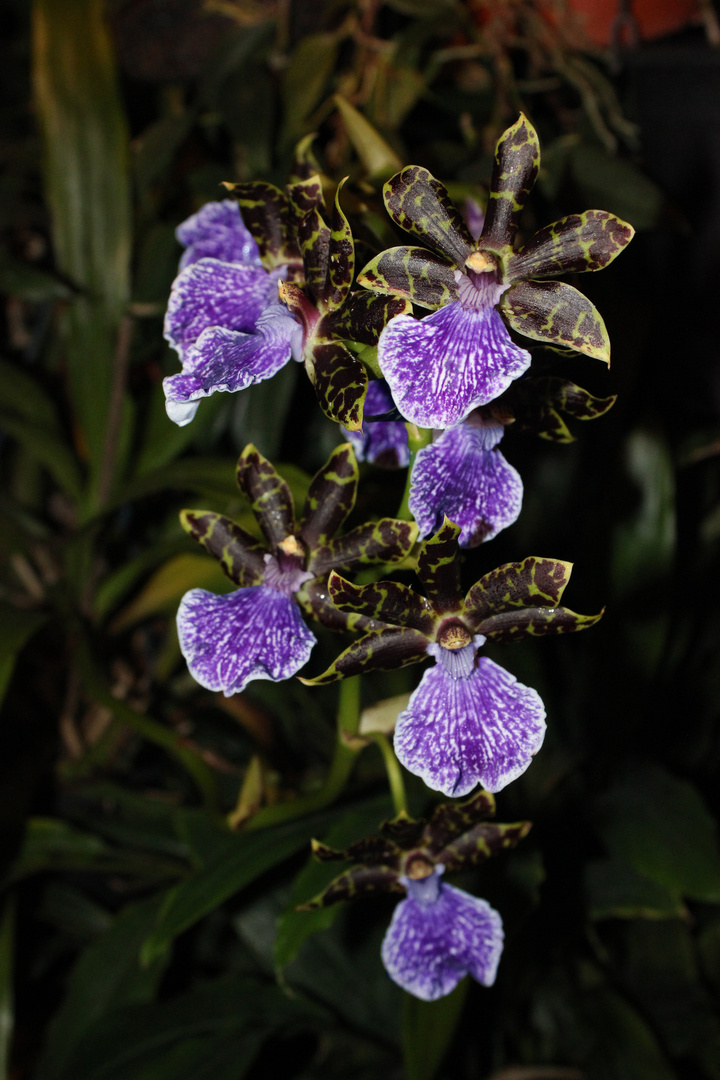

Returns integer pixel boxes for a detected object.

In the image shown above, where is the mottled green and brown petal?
[324,290,412,345]
[296,579,384,635]
[480,113,540,250]
[421,791,496,852]
[438,820,532,873]
[509,377,616,443]
[179,510,266,587]
[505,210,634,282]
[383,167,473,266]
[298,443,358,549]
[309,518,418,578]
[325,178,354,310]
[476,604,603,643]
[297,206,331,301]
[224,180,302,271]
[301,625,429,685]
[286,173,324,221]
[306,339,368,430]
[501,279,610,363]
[416,519,464,614]
[357,246,458,310]
[464,557,573,625]
[297,866,405,910]
[236,444,295,551]
[327,573,436,635]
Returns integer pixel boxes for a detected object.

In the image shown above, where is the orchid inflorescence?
[163,114,632,1000]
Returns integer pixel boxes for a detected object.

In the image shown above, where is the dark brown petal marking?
[309,518,417,578]
[416,519,464,615]
[480,113,540,250]
[299,443,358,549]
[297,206,331,302]
[297,866,405,910]
[477,604,604,643]
[438,820,532,873]
[464,556,573,625]
[502,279,610,363]
[224,180,302,269]
[179,510,266,587]
[505,210,635,282]
[357,247,459,311]
[383,166,473,266]
[296,578,385,634]
[236,444,295,552]
[300,624,430,685]
[286,174,324,219]
[328,572,437,635]
[325,178,355,311]
[325,291,412,345]
[508,376,616,443]
[306,339,367,431]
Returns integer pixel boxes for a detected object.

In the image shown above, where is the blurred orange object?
[567,0,703,46]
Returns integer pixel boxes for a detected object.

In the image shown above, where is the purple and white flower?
[408,416,522,547]
[163,200,301,426]
[381,866,503,1000]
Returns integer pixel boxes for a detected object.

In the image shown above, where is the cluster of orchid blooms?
[163,115,633,1001]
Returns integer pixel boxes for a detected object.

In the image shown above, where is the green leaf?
[595,765,720,903]
[274,794,394,972]
[140,812,336,964]
[109,553,236,633]
[502,278,610,362]
[282,32,339,142]
[383,166,473,266]
[333,95,402,182]
[357,246,457,310]
[506,209,634,281]
[0,251,73,301]
[402,980,468,1080]
[569,143,664,231]
[0,604,48,709]
[37,894,169,1080]
[482,113,540,250]
[33,0,132,509]
[585,859,686,920]
[580,987,676,1080]
[0,411,83,499]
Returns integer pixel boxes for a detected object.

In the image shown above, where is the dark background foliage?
[1,1,720,1078]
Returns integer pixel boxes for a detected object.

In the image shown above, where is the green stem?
[245,676,362,830]
[396,424,433,521]
[369,732,408,817]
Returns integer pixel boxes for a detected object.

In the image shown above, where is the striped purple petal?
[378,302,531,429]
[177,585,316,696]
[163,305,302,426]
[164,258,285,354]
[381,868,504,1000]
[177,200,262,270]
[408,423,522,546]
[393,648,546,796]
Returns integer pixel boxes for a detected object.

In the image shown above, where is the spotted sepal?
[475,604,604,643]
[296,579,385,635]
[501,279,610,363]
[224,181,302,271]
[506,210,634,282]
[437,819,532,872]
[509,377,616,443]
[324,178,355,310]
[480,113,540,250]
[325,290,412,345]
[309,517,418,578]
[383,167,474,266]
[416,519,464,615]
[286,174,325,220]
[306,338,368,431]
[298,443,358,549]
[288,133,323,183]
[357,246,458,311]
[297,206,331,301]
[236,444,295,551]
[327,572,437,635]
[464,557,573,625]
[300,624,430,685]
[179,510,266,587]
[297,865,405,910]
